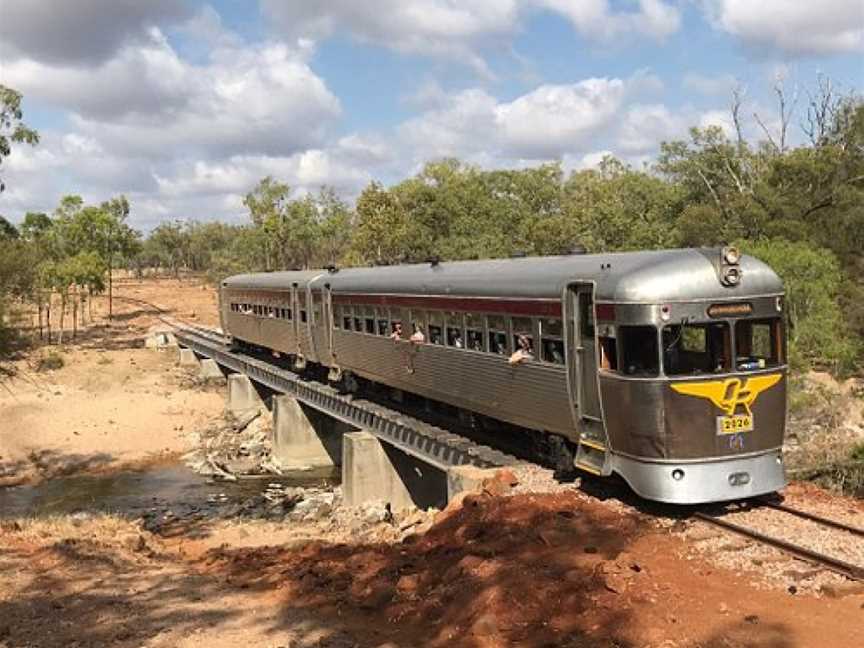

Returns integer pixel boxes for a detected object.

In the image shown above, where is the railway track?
[694,501,864,582]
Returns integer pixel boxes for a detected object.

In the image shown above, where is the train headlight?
[671,469,685,481]
[775,296,783,312]
[721,266,741,286]
[722,246,741,265]
[660,304,671,321]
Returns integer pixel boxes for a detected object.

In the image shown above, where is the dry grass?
[2,512,144,547]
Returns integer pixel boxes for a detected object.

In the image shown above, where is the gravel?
[678,496,864,596]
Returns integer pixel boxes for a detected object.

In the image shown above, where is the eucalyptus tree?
[0,84,38,193]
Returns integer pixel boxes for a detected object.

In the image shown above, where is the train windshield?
[734,317,784,370]
[663,322,731,376]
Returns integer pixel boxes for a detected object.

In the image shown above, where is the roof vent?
[426,255,441,267]
[569,244,587,255]
[325,264,339,273]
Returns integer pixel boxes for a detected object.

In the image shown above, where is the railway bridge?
[163,323,520,510]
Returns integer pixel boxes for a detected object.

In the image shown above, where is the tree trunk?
[46,300,51,345]
[88,288,93,321]
[108,261,113,320]
[38,302,43,341]
[58,296,65,345]
[72,290,78,340]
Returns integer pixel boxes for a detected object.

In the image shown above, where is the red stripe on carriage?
[332,294,562,317]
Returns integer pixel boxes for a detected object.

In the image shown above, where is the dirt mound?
[201,491,647,647]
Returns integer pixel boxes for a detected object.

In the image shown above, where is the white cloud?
[616,104,686,153]
[496,80,626,158]
[398,76,671,162]
[698,109,737,139]
[536,0,681,41]
[704,0,864,56]
[261,0,520,76]
[6,31,342,160]
[262,0,681,76]
[0,0,191,65]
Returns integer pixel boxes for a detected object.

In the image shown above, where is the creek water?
[0,463,339,519]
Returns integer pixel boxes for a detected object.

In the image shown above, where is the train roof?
[222,249,783,303]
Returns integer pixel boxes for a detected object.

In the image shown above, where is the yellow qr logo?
[670,374,781,416]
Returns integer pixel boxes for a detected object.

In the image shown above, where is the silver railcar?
[220,248,787,504]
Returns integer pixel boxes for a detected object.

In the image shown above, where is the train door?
[567,282,611,475]
[290,283,303,362]
[569,283,602,420]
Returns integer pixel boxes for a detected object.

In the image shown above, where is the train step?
[575,437,611,476]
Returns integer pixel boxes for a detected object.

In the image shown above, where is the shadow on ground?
[0,489,801,648]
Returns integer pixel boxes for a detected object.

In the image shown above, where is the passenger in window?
[509,334,534,365]
[467,331,484,352]
[390,322,403,341]
[448,329,463,348]
[545,340,565,364]
[491,332,508,355]
[429,326,443,345]
[410,323,425,344]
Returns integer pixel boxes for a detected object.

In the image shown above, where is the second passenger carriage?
[219,248,788,504]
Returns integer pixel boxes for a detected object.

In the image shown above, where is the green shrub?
[739,239,859,375]
[35,351,64,372]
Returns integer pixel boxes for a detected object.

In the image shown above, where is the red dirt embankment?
[199,490,864,648]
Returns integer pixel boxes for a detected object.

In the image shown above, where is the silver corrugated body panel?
[224,313,301,355]
[332,331,575,438]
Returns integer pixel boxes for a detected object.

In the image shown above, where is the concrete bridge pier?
[226,373,266,416]
[198,358,226,383]
[272,395,346,469]
[178,347,201,368]
[342,432,448,512]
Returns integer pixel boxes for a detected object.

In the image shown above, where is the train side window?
[620,326,659,377]
[735,318,783,370]
[663,322,730,376]
[363,306,375,334]
[487,315,509,355]
[599,327,618,371]
[341,305,353,331]
[376,306,390,336]
[286,307,293,320]
[580,295,595,337]
[446,312,464,348]
[512,317,535,357]
[540,318,564,364]
[428,311,444,345]
[300,309,308,323]
[465,314,485,352]
[333,305,341,329]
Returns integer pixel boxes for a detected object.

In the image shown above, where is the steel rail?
[758,500,864,538]
[173,328,518,471]
[693,511,864,581]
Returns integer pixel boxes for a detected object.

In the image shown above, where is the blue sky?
[1,1,862,230]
